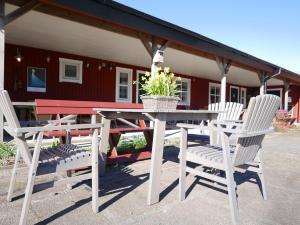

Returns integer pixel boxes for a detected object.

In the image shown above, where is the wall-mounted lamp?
[46,56,51,63]
[86,63,90,68]
[98,61,107,71]
[109,62,114,71]
[15,48,23,62]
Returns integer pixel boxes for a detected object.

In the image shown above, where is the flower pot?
[141,96,180,110]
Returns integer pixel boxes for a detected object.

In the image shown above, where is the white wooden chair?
[0,90,102,225]
[198,102,243,144]
[177,95,280,224]
[209,102,244,121]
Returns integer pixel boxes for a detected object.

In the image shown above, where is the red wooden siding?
[5,43,297,112]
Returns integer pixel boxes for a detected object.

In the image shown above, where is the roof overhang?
[5,0,300,85]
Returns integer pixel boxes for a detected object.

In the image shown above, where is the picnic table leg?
[99,117,111,176]
[147,114,166,205]
[92,128,99,213]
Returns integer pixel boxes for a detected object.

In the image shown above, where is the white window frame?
[59,58,83,84]
[177,78,191,106]
[115,67,132,103]
[230,86,240,103]
[208,82,221,105]
[136,70,147,103]
[267,88,283,109]
[240,87,247,107]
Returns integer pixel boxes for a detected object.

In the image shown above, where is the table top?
[12,102,36,106]
[94,108,221,114]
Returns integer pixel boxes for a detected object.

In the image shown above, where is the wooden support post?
[216,57,231,103]
[284,79,290,111]
[139,34,169,77]
[0,0,4,142]
[257,71,267,95]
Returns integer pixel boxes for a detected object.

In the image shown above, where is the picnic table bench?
[34,99,153,165]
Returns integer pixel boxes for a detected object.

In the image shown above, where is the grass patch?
[0,143,16,166]
[117,136,147,153]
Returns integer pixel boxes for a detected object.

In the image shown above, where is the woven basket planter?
[141,96,180,110]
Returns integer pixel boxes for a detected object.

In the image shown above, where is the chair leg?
[257,150,267,200]
[7,148,20,202]
[226,169,239,225]
[179,128,187,201]
[19,133,43,225]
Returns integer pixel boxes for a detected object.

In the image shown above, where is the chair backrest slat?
[233,94,280,166]
[0,90,32,165]
[208,102,243,121]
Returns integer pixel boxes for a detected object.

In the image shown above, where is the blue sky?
[115,0,300,73]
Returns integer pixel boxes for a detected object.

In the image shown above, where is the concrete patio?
[0,131,299,225]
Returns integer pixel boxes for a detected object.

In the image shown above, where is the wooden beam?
[257,71,267,95]
[138,33,153,57]
[4,0,41,26]
[159,40,170,51]
[216,57,231,103]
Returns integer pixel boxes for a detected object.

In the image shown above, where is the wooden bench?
[35,99,153,165]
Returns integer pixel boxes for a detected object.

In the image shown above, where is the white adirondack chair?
[209,102,244,121]
[198,102,243,143]
[0,90,102,225]
[177,95,280,224]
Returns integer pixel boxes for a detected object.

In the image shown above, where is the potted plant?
[139,67,181,110]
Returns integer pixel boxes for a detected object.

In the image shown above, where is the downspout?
[263,67,282,93]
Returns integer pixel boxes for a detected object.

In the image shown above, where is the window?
[136,70,147,103]
[177,78,191,106]
[209,82,221,104]
[116,67,132,102]
[230,86,239,103]
[240,88,247,107]
[59,58,83,84]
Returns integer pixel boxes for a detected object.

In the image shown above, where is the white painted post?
[0,5,4,142]
[258,73,266,95]
[284,79,290,111]
[216,57,230,103]
[221,74,227,103]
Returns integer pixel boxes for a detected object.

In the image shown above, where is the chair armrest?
[209,122,273,137]
[6,123,103,137]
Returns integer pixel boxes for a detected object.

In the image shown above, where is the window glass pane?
[210,87,215,95]
[215,87,220,95]
[119,86,128,99]
[210,96,215,104]
[181,92,187,103]
[119,73,128,85]
[65,64,77,78]
[215,95,220,103]
[182,82,188,91]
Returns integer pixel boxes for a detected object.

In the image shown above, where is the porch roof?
[4,0,300,85]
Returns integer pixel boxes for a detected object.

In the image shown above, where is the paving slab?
[0,131,299,225]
